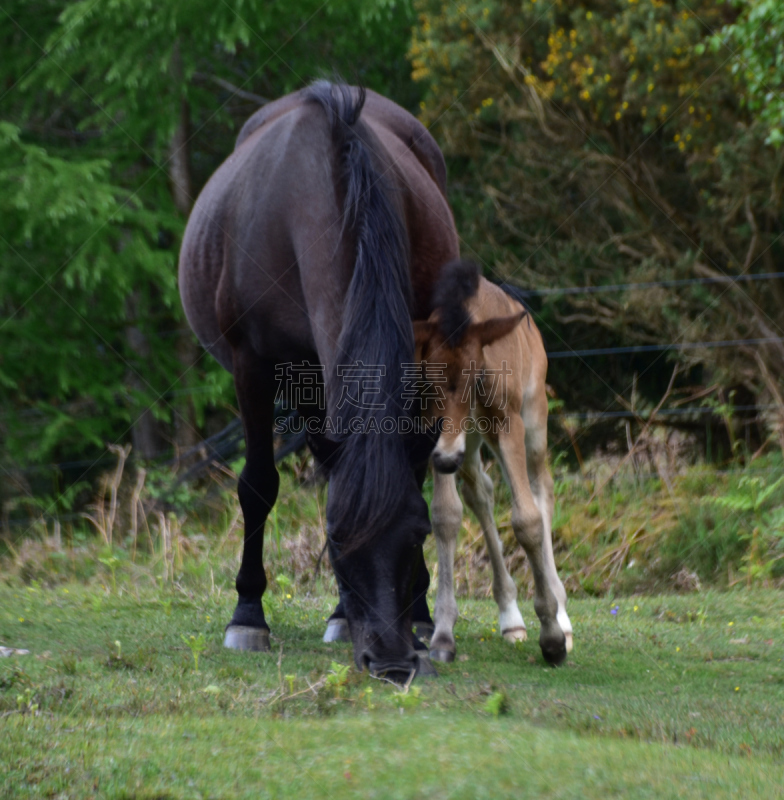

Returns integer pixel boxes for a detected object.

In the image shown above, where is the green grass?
[2,582,783,798]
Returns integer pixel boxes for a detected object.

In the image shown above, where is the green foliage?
[181,632,207,672]
[325,661,351,698]
[411,0,784,432]
[483,689,509,716]
[719,0,784,147]
[1,0,420,515]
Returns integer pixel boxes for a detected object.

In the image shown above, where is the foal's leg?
[522,394,573,656]
[496,412,571,665]
[224,354,279,652]
[459,432,527,643]
[429,469,463,662]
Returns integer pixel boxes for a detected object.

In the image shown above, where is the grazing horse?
[413,260,573,665]
[178,82,459,679]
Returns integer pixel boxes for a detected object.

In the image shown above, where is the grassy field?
[2,579,783,798]
[2,454,784,797]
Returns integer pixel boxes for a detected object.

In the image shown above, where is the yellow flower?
[735,686,740,692]
[581,89,591,100]
[728,621,734,626]
[648,83,654,92]
[634,605,639,612]
[676,647,680,652]
[615,111,622,120]
[18,617,24,622]
[481,97,494,107]
[673,134,680,142]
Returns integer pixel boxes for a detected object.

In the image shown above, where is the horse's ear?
[470,311,526,347]
[306,431,343,471]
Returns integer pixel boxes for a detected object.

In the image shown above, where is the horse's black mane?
[305,80,415,553]
[432,259,480,348]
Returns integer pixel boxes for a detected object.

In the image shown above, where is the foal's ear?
[471,311,527,347]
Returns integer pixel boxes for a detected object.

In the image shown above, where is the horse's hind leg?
[429,469,463,662]
[224,353,279,652]
[496,411,571,665]
[459,431,527,643]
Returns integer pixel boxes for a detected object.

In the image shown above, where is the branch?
[193,73,269,105]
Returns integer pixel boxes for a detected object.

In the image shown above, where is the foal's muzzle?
[432,450,464,474]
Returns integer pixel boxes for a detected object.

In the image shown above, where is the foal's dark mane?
[432,259,480,347]
[306,81,414,552]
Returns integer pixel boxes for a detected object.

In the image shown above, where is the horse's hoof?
[416,652,438,677]
[323,618,350,643]
[502,625,527,643]
[429,647,455,663]
[224,625,270,652]
[413,621,434,640]
[564,632,573,653]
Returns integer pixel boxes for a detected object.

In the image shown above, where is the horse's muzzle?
[364,651,436,682]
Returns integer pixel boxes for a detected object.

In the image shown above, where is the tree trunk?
[169,40,201,465]
[126,292,166,460]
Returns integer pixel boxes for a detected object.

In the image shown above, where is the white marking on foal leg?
[557,607,573,653]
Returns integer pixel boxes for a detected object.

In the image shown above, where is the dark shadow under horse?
[179,82,460,679]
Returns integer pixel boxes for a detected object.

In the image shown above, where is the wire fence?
[4,273,784,486]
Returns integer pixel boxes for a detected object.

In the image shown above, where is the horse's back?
[179,101,343,369]
[179,86,459,370]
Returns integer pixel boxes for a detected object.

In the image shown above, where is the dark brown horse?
[179,82,459,678]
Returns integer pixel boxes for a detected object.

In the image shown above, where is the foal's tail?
[306,81,414,550]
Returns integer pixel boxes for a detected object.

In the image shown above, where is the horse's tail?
[306,80,413,549]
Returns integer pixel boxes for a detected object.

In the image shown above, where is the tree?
[410,0,784,453]
[1,0,419,518]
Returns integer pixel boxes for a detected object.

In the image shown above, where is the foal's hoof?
[429,647,455,663]
[224,625,270,652]
[564,631,574,653]
[540,635,568,667]
[502,625,528,643]
[323,618,351,643]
